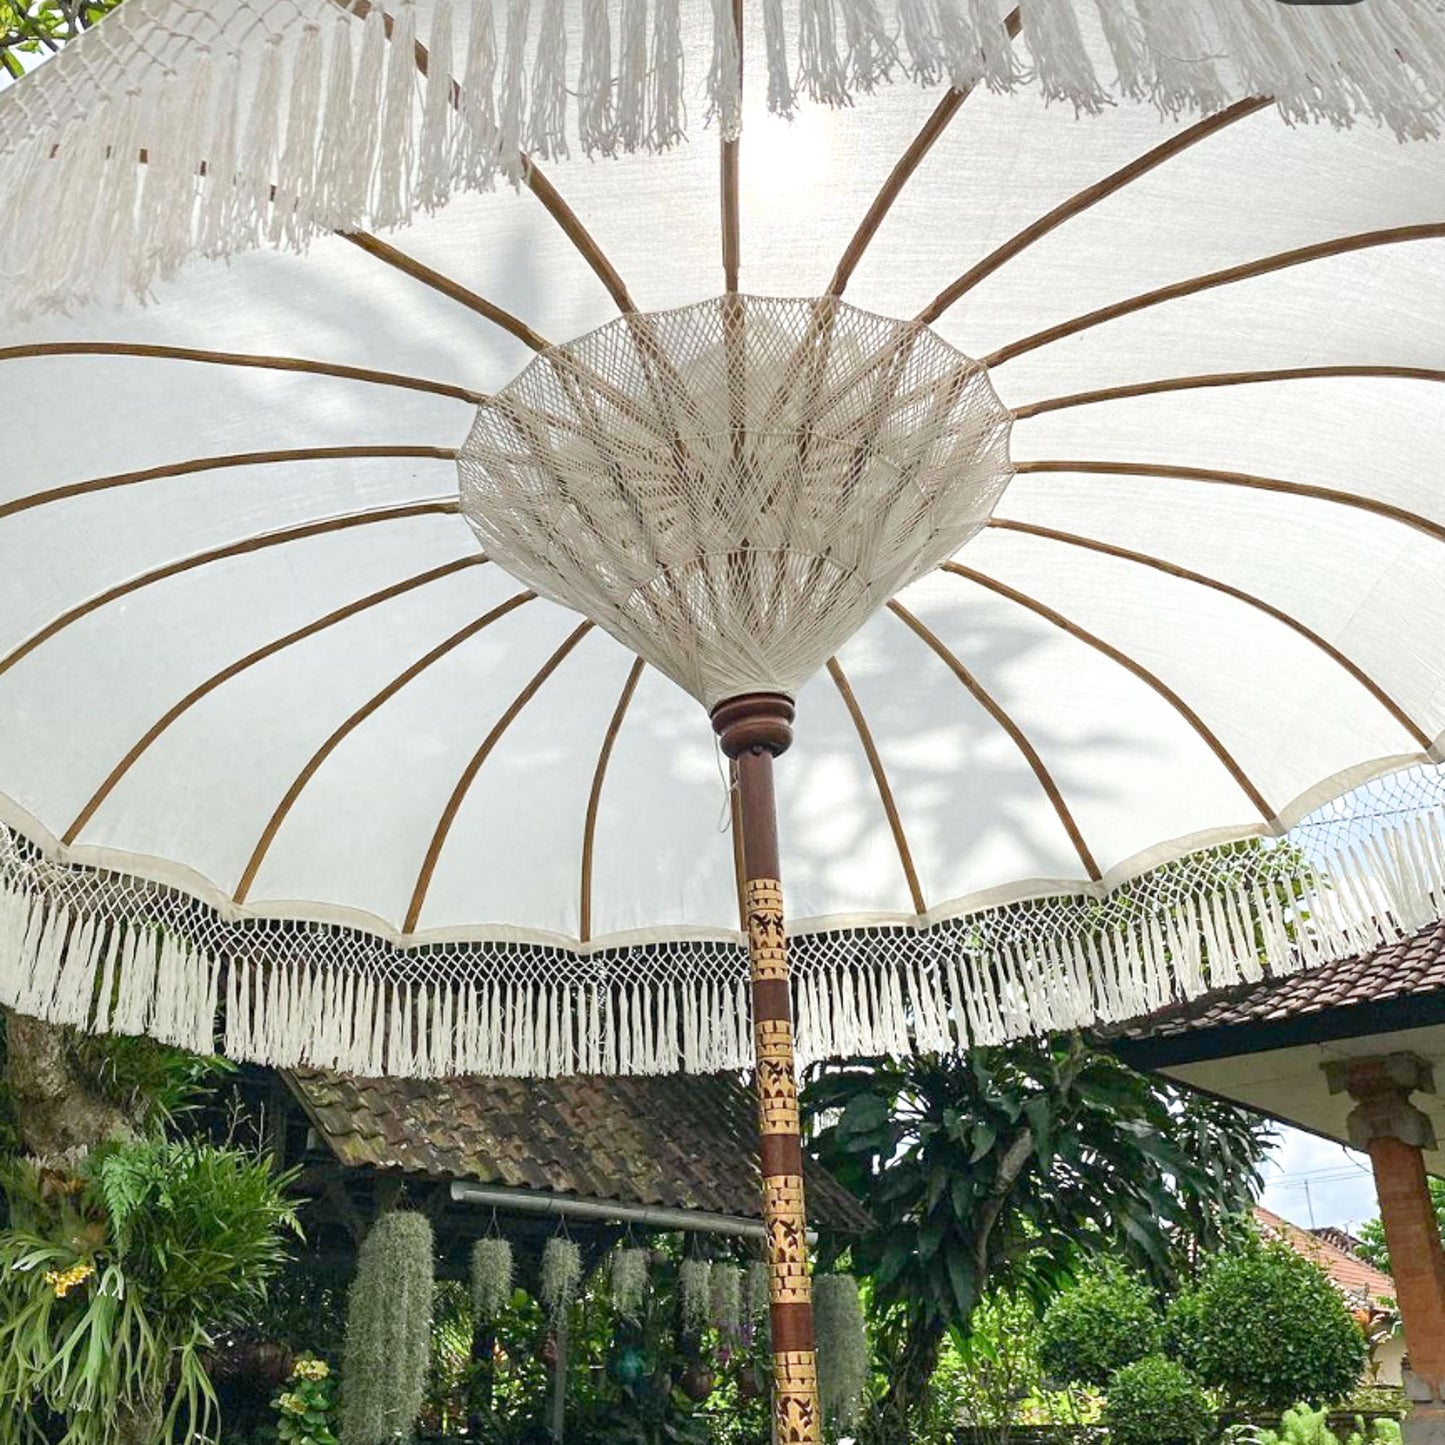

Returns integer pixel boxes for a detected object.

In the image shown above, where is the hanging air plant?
[813,1274,869,1430]
[339,1212,435,1445]
[470,1237,514,1321]
[610,1247,649,1323]
[710,1263,743,1337]
[540,1237,582,1323]
[746,1260,770,1322]
[679,1258,712,1335]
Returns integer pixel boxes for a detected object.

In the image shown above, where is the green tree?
[806,1035,1271,1419]
[0,1,125,79]
[1356,1179,1445,1275]
[1038,1264,1162,1388]
[1168,1235,1367,1410]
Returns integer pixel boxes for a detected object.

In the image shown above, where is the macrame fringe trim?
[1,808,1441,1078]
[1,0,1442,318]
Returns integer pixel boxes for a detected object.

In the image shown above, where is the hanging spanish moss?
[710,1263,744,1337]
[679,1258,712,1336]
[340,1212,435,1445]
[540,1237,582,1324]
[470,1237,514,1321]
[746,1260,770,1324]
[610,1247,649,1323]
[813,1273,869,1430]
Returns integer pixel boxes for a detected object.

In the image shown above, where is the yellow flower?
[42,1262,95,1298]
[292,1357,330,1380]
[279,1393,307,1416]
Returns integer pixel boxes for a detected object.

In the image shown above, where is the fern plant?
[340,1211,435,1445]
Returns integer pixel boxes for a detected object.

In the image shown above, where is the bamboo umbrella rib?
[827,8,1023,299]
[886,599,1102,881]
[987,517,1434,749]
[0,446,459,523]
[1013,366,1445,419]
[340,232,551,350]
[826,656,927,915]
[404,621,596,933]
[0,343,489,405]
[63,556,491,845]
[943,562,1277,821]
[918,97,1269,323]
[986,225,1445,368]
[1014,460,1445,545]
[0,500,463,679]
[579,656,647,944]
[233,589,538,904]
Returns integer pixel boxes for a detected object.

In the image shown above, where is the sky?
[1260,1125,1380,1233]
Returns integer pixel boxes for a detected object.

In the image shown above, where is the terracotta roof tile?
[1254,1207,1396,1304]
[286,1069,872,1232]
[1113,918,1445,1041]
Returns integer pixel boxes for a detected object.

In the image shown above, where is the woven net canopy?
[458,297,1013,705]
[0,1,1443,1078]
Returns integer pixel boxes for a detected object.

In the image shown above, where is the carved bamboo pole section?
[711,692,821,1445]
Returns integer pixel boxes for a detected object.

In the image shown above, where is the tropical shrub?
[0,1136,299,1445]
[340,1211,435,1445]
[1104,1355,1214,1445]
[1038,1264,1162,1387]
[1168,1237,1367,1410]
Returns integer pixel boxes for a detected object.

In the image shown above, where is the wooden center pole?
[711,692,821,1445]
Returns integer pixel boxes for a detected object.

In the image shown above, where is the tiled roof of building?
[1254,1206,1396,1305]
[1113,918,1445,1044]
[286,1069,872,1233]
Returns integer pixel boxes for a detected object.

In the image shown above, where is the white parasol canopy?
[2,0,1444,1078]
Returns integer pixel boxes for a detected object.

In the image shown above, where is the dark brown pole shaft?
[712,693,821,1445]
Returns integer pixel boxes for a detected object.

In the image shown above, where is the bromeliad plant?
[0,1136,301,1445]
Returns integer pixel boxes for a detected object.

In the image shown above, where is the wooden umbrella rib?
[1,445,458,524]
[341,232,551,350]
[886,599,1102,881]
[944,562,1276,821]
[337,0,642,319]
[826,657,927,916]
[828,7,1023,299]
[0,501,462,679]
[233,589,538,904]
[404,620,596,934]
[721,0,744,294]
[1013,366,1445,419]
[579,656,646,943]
[63,555,490,845]
[0,342,489,405]
[524,165,638,313]
[1015,459,1445,545]
[918,97,1268,323]
[988,517,1433,749]
[986,225,1445,368]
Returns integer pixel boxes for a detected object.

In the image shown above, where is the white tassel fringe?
[2,0,1442,318]
[1,802,1443,1078]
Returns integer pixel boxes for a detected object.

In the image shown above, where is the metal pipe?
[447,1179,774,1240]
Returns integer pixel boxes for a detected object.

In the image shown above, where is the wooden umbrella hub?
[711,692,821,1444]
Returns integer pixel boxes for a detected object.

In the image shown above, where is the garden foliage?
[1168,1236,1368,1410]
[1038,1264,1161,1388]
[1103,1355,1214,1445]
